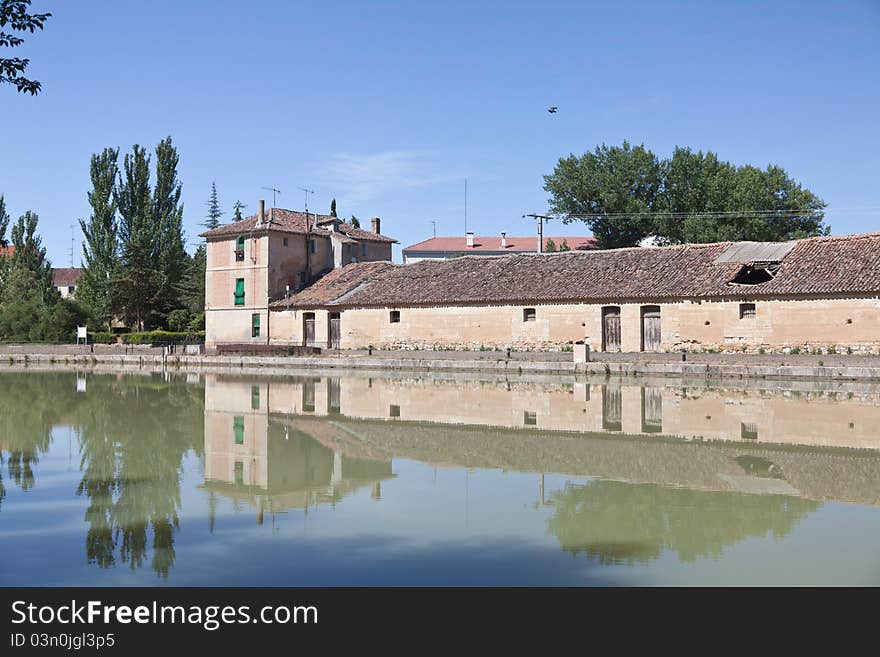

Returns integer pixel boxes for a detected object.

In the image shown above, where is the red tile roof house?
[52,268,84,299]
[265,232,880,354]
[402,232,597,263]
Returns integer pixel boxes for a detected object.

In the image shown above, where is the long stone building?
[204,215,880,353]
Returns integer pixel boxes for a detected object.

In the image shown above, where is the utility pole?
[69,223,76,267]
[464,179,468,235]
[523,213,551,253]
[261,186,281,208]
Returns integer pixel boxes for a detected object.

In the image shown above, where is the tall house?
[200,200,396,348]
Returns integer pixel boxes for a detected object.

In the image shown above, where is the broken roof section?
[271,232,880,309]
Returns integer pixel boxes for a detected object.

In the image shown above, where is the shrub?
[88,332,117,344]
[166,309,192,333]
[122,331,205,345]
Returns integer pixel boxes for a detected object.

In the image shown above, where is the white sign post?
[76,326,88,345]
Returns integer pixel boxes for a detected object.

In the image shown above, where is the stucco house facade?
[263,232,880,354]
[200,200,396,349]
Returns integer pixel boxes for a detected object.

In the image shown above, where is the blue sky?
[1,0,878,264]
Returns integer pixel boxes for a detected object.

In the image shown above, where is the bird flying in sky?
[548,106,558,113]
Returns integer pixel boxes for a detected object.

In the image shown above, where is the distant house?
[52,268,84,299]
[402,232,597,263]
[0,244,14,258]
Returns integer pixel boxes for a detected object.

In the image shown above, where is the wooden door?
[304,314,315,347]
[602,306,621,352]
[641,387,662,433]
[641,306,661,352]
[602,385,622,431]
[328,313,341,349]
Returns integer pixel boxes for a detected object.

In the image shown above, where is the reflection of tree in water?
[74,375,204,579]
[0,373,74,510]
[547,480,820,566]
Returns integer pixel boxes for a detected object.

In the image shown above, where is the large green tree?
[154,137,187,315]
[544,141,663,248]
[0,195,9,287]
[78,148,120,330]
[544,142,827,248]
[113,145,163,330]
[0,1,52,95]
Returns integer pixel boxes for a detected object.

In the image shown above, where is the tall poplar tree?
[114,145,163,330]
[0,195,9,287]
[78,148,119,330]
[154,137,187,316]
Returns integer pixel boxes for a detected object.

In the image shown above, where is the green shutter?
[234,278,245,306]
[237,236,245,250]
[251,313,261,338]
[251,385,260,410]
[233,416,244,444]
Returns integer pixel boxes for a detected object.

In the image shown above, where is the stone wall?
[267,295,880,354]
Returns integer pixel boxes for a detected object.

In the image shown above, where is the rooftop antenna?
[69,223,76,267]
[431,220,437,238]
[261,186,281,208]
[297,186,315,213]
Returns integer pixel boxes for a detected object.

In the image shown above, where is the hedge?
[88,331,205,345]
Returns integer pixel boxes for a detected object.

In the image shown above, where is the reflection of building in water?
[203,374,880,507]
[207,374,880,451]
[203,378,392,521]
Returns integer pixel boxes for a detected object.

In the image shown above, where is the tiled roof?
[0,244,14,257]
[273,232,880,309]
[200,208,397,243]
[403,235,597,253]
[52,267,84,287]
[269,261,398,308]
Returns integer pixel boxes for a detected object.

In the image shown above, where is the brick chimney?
[371,217,381,234]
[257,199,265,226]
[466,231,474,247]
[501,231,507,248]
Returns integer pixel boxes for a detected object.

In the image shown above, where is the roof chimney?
[466,231,474,247]
[257,199,265,226]
[501,231,507,248]
[371,217,381,234]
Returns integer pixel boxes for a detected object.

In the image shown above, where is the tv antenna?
[69,223,76,267]
[261,186,282,208]
[297,186,315,213]
[430,220,437,238]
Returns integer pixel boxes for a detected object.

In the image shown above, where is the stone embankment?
[4,345,880,381]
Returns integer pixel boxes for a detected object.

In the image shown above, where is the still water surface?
[1,369,879,585]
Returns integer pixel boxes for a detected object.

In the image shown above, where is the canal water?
[1,369,878,586]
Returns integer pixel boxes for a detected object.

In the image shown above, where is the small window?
[283,237,288,247]
[390,310,401,323]
[523,308,536,322]
[233,416,244,445]
[251,385,260,410]
[739,303,756,319]
[234,461,244,485]
[361,243,367,258]
[389,404,400,418]
[251,313,261,338]
[234,278,245,306]
[741,422,758,440]
[235,236,245,261]
[309,239,316,254]
[524,411,537,425]
[69,286,75,294]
